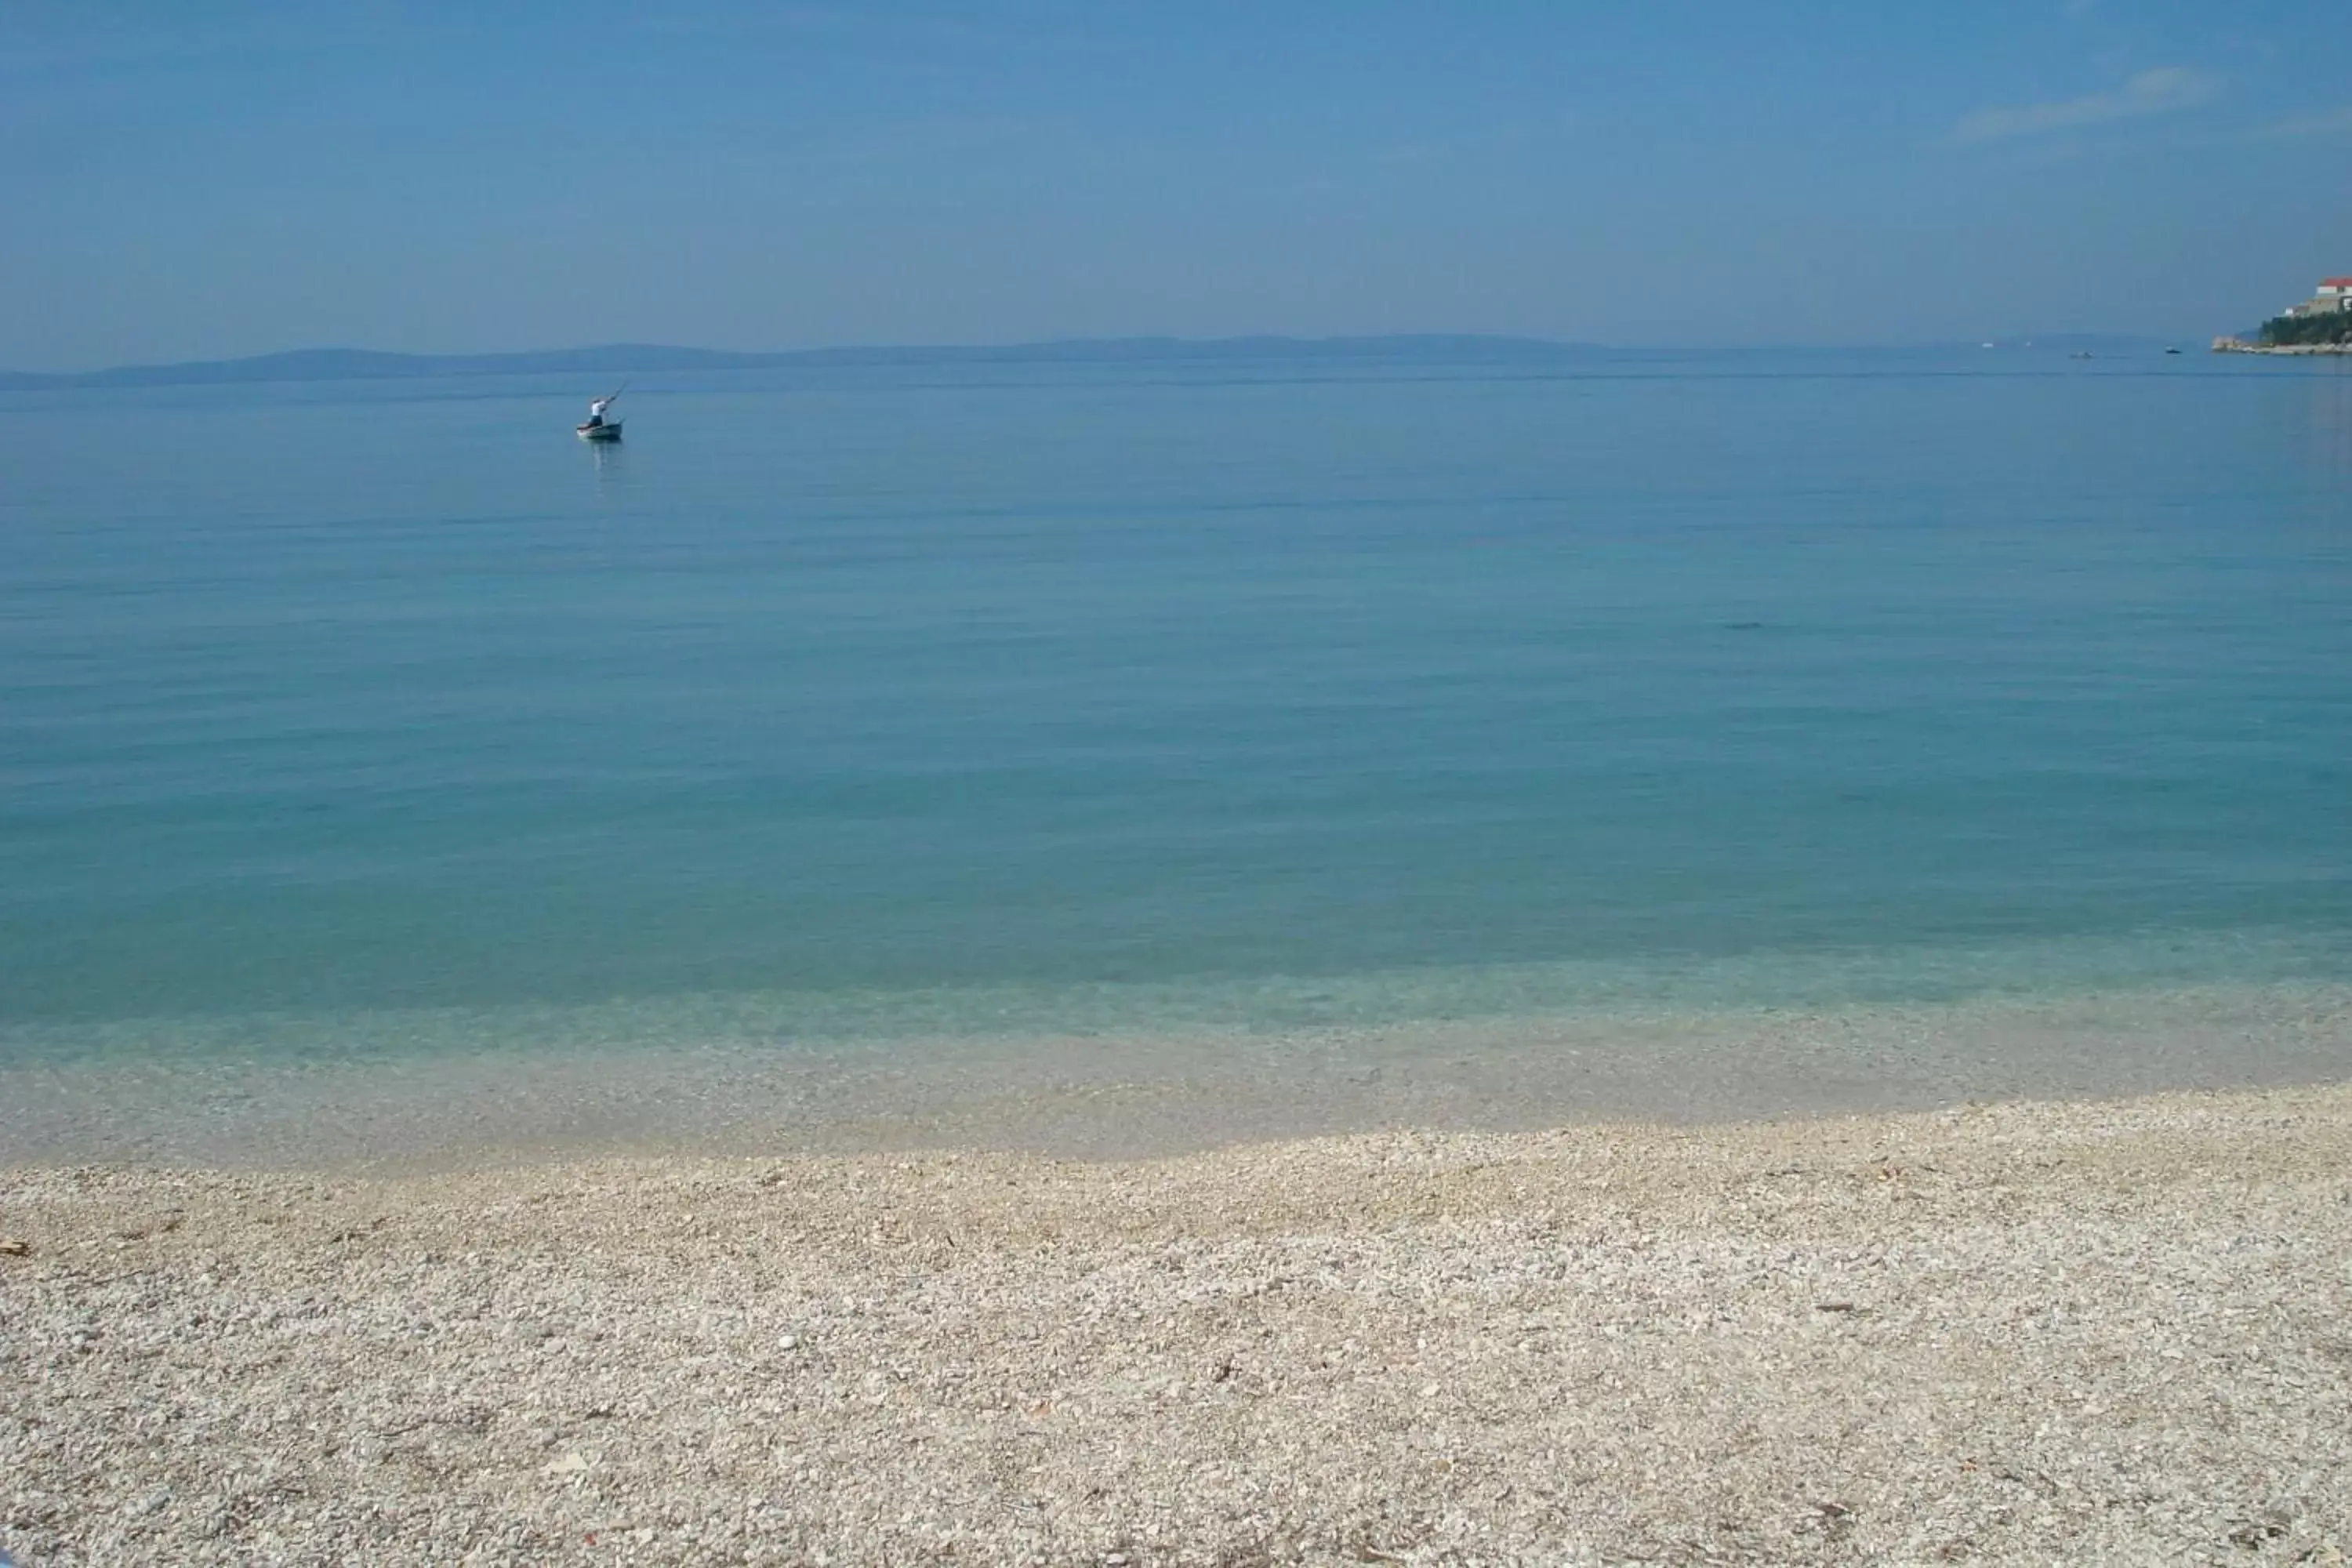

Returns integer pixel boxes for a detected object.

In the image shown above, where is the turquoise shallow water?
[2,350,2349,1156]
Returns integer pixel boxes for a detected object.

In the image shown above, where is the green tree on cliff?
[2259,311,2352,347]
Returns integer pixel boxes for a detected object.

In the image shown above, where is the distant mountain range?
[0,332,2181,390]
[0,336,1611,391]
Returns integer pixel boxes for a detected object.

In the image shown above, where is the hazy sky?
[7,1,2351,369]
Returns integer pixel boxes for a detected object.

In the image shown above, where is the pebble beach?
[5,1082,2350,1566]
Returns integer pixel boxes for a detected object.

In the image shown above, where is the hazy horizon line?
[0,329,2202,390]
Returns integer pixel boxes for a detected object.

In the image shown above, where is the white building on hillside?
[2287,277,2352,318]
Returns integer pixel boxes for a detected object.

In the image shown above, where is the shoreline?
[6,1082,2350,1564]
[2209,336,2352,354]
[5,978,2349,1173]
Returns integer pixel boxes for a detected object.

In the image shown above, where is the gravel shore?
[5,1083,2350,1566]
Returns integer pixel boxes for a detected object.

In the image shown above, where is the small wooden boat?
[576,388,624,442]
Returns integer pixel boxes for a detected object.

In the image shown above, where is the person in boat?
[583,394,615,430]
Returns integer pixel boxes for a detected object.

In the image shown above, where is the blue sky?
[5,1,2350,368]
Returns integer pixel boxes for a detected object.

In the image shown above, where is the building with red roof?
[2285,277,2352,317]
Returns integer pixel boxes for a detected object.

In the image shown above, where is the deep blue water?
[4,350,2349,1073]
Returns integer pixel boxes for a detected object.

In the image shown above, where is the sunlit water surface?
[4,351,2347,1160]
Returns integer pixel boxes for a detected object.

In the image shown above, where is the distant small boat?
[576,387,624,442]
[2165,347,2183,355]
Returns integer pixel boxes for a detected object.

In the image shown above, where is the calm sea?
[4,350,2349,1160]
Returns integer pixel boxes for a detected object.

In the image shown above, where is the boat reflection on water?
[589,438,626,488]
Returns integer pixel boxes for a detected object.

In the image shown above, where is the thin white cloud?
[1947,67,2220,146]
[2249,104,2352,141]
